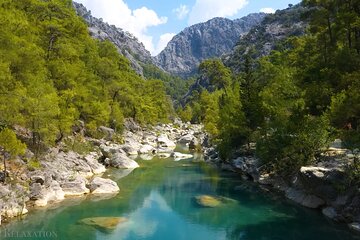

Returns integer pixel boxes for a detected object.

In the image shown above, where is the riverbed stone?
[157,153,171,158]
[349,222,360,233]
[233,156,260,181]
[299,166,347,203]
[61,176,89,196]
[195,195,222,208]
[79,217,128,231]
[110,152,139,169]
[88,177,119,194]
[139,144,156,154]
[157,134,176,149]
[138,154,154,161]
[84,152,106,175]
[178,134,194,144]
[285,188,325,208]
[172,152,193,161]
[322,207,338,220]
[30,180,65,207]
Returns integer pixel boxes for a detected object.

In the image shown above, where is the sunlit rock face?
[156,13,266,78]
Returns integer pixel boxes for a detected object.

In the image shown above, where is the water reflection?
[2,156,358,240]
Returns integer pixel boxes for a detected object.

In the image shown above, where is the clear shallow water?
[1,153,359,240]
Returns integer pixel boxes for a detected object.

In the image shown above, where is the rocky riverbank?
[204,140,360,233]
[0,119,206,225]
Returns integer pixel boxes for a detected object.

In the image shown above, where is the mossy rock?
[194,195,237,208]
[195,195,222,207]
[79,217,127,231]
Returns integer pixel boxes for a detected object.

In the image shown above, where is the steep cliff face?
[224,4,309,72]
[73,2,155,75]
[155,13,266,78]
[183,5,309,103]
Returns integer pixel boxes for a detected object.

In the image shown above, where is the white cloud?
[260,7,275,14]
[188,0,248,25]
[173,5,190,20]
[154,33,176,55]
[76,0,167,55]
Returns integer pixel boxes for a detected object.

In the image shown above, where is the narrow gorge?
[0,1,359,239]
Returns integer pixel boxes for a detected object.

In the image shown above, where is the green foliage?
[0,128,26,157]
[0,0,172,152]
[199,59,231,89]
[0,128,26,181]
[177,105,193,123]
[27,158,42,170]
[217,83,248,159]
[184,0,360,175]
[63,136,93,155]
[198,90,222,136]
[257,115,332,175]
[142,63,195,105]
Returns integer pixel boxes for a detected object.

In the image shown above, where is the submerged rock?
[195,195,222,208]
[138,154,154,161]
[194,195,237,208]
[106,168,135,181]
[79,217,127,231]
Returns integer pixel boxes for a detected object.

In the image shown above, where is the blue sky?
[76,0,301,55]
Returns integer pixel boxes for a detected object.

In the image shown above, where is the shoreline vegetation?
[0,0,360,237]
[0,119,205,225]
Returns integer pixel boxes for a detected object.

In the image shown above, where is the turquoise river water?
[1,149,359,240]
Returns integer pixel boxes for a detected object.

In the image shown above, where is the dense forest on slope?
[142,64,195,106]
[0,0,173,155]
[179,0,360,178]
[224,4,309,72]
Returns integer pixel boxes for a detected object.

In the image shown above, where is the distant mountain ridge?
[182,4,309,103]
[73,2,155,75]
[224,4,309,72]
[155,13,266,78]
[73,2,307,80]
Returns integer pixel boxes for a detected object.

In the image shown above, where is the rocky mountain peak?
[73,2,155,75]
[155,13,266,78]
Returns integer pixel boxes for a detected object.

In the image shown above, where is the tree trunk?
[327,16,334,46]
[348,26,352,49]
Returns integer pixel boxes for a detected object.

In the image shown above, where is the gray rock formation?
[156,14,266,77]
[110,152,140,169]
[285,188,325,209]
[0,184,29,220]
[183,4,309,103]
[60,176,90,196]
[73,2,155,75]
[224,4,309,72]
[88,177,119,194]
